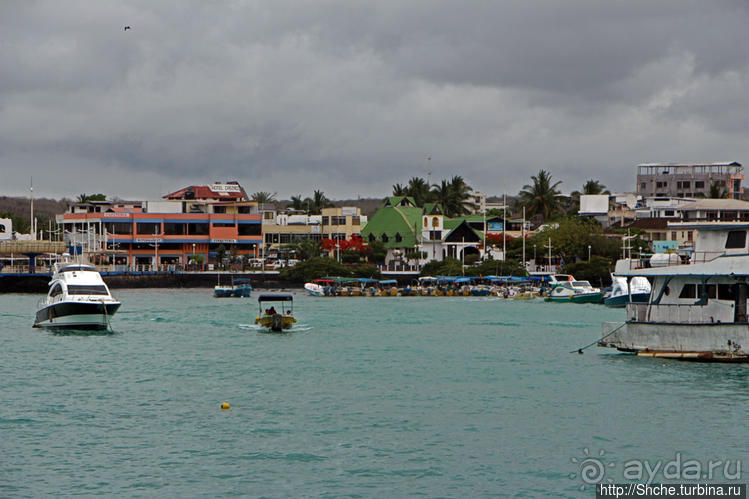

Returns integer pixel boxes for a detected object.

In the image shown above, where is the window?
[263,212,274,220]
[279,234,291,244]
[164,223,186,235]
[671,231,677,241]
[429,230,442,240]
[104,222,132,235]
[395,233,403,243]
[50,283,63,297]
[640,182,646,189]
[188,223,209,235]
[679,284,697,299]
[664,210,674,216]
[322,216,329,225]
[238,206,251,214]
[238,224,261,236]
[687,231,693,242]
[695,181,705,189]
[213,206,226,214]
[67,285,109,295]
[352,216,360,225]
[704,284,735,300]
[368,234,375,243]
[725,230,746,249]
[212,223,235,228]
[136,222,160,235]
[677,181,691,189]
[381,233,389,243]
[656,181,668,188]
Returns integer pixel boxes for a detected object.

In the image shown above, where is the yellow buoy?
[220,402,230,410]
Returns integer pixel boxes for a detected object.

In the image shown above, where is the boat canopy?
[380,279,397,285]
[257,294,294,302]
[357,278,379,284]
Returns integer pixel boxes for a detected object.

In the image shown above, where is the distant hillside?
[0,196,70,233]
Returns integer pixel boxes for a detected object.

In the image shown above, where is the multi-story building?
[636,162,743,199]
[261,206,366,255]
[57,182,262,268]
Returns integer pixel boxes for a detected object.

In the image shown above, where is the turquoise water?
[1,289,747,497]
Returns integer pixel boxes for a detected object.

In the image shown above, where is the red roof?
[163,184,246,201]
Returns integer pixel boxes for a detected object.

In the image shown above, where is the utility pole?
[502,193,506,261]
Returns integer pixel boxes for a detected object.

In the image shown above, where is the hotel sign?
[488,222,503,231]
[104,213,131,218]
[135,238,163,243]
[212,238,237,243]
[209,184,242,193]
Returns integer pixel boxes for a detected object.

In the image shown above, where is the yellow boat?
[255,294,296,331]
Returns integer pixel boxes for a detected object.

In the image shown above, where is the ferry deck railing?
[627,302,735,324]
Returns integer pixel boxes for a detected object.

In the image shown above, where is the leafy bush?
[279,257,352,282]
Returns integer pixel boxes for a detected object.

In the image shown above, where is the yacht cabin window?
[725,230,747,249]
[67,285,109,295]
[50,283,63,297]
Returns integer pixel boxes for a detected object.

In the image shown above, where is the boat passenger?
[268,306,277,315]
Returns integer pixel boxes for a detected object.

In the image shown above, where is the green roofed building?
[362,197,488,272]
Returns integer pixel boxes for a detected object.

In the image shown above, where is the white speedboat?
[34,261,121,331]
[604,275,651,308]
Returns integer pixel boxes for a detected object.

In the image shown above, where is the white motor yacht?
[34,261,121,331]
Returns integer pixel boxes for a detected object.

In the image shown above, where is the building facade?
[57,183,262,268]
[636,162,743,199]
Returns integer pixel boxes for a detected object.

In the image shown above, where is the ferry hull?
[34,302,121,330]
[599,321,749,361]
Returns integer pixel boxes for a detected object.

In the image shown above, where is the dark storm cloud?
[1,0,748,199]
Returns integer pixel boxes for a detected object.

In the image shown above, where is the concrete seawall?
[0,272,299,293]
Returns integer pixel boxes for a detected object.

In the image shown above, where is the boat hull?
[255,315,296,331]
[599,321,749,361]
[34,302,121,330]
[604,292,649,308]
[546,292,602,303]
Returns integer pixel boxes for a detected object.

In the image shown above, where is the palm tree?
[288,195,305,211]
[431,180,452,216]
[251,191,277,204]
[76,194,91,203]
[447,175,476,216]
[308,190,333,214]
[518,170,563,221]
[406,177,432,206]
[582,179,608,195]
[392,183,408,197]
[708,182,728,199]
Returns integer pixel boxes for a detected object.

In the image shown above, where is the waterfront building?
[636,162,743,199]
[56,182,262,269]
[260,206,366,257]
[362,197,488,271]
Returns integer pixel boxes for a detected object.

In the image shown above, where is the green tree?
[708,182,728,199]
[366,240,387,264]
[279,257,352,282]
[392,183,408,196]
[406,177,432,206]
[288,195,305,211]
[307,190,333,214]
[518,170,563,221]
[562,256,613,288]
[251,191,277,203]
[582,179,608,195]
[529,217,601,263]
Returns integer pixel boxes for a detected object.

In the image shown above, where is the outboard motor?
[271,313,284,332]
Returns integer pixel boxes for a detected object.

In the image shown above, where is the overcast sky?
[2,1,749,201]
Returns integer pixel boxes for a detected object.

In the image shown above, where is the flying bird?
[124,26,132,30]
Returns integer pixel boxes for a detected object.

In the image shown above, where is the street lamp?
[192,243,196,269]
[588,245,592,261]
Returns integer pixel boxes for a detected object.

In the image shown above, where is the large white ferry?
[599,224,749,361]
[34,260,121,331]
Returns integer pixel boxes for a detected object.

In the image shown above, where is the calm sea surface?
[1,289,748,497]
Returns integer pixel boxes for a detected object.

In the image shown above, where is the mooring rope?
[570,321,628,354]
[101,299,113,333]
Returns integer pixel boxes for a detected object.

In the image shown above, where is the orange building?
[57,183,262,269]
